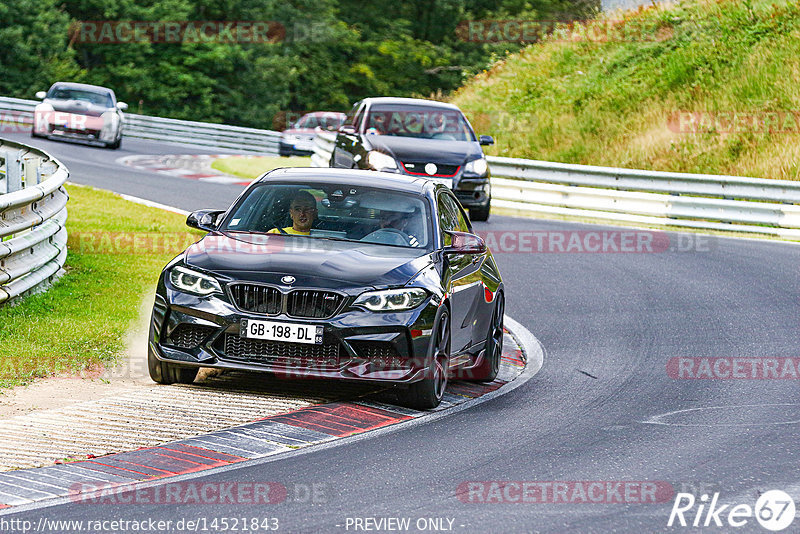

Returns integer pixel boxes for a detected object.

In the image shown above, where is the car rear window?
[295,113,345,130]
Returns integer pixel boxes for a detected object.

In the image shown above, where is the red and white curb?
[118,154,251,186]
[0,324,539,510]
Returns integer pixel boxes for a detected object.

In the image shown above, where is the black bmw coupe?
[148,168,504,409]
[329,97,494,221]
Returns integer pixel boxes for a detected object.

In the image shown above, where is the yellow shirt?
[268,227,310,236]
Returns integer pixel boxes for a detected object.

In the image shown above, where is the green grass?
[0,185,202,389]
[211,156,312,180]
[452,0,800,180]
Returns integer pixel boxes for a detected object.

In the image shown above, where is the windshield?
[295,113,345,130]
[364,105,475,141]
[47,87,113,107]
[221,182,432,250]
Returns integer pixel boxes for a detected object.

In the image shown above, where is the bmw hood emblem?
[281,275,296,285]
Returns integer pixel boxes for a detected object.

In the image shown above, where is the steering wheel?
[361,228,411,246]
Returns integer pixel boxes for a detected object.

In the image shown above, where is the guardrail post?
[23,154,41,186]
[5,149,22,193]
[0,152,6,194]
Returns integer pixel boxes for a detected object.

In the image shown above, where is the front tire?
[467,293,504,382]
[398,310,450,410]
[106,136,121,149]
[148,345,198,385]
[470,199,491,222]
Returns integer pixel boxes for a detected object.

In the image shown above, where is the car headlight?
[366,151,398,172]
[33,104,53,132]
[100,111,119,140]
[169,266,222,296]
[464,157,488,176]
[353,288,428,312]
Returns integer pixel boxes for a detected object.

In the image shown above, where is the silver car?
[279,112,346,157]
[32,82,127,149]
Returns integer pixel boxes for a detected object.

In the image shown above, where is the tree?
[0,0,79,97]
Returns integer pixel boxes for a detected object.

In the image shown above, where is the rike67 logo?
[668,490,796,531]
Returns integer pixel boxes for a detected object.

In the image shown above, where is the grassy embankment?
[0,185,201,389]
[453,0,800,180]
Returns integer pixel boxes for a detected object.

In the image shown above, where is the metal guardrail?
[311,130,800,239]
[311,128,336,168]
[0,96,281,155]
[0,138,69,304]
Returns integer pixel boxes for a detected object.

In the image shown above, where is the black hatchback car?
[148,168,504,409]
[329,97,494,221]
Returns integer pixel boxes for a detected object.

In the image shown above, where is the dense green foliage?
[0,0,597,128]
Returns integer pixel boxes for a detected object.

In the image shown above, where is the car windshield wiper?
[221,230,269,236]
[308,235,359,244]
[222,230,354,243]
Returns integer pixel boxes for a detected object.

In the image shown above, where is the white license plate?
[240,319,323,345]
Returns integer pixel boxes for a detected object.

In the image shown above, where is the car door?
[332,102,365,168]
[438,192,485,358]
[449,194,491,352]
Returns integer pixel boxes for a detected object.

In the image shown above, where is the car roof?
[359,97,461,111]
[257,167,445,195]
[49,82,115,95]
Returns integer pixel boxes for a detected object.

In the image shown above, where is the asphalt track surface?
[3,132,800,533]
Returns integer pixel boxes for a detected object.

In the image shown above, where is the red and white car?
[32,82,127,149]
[279,111,346,156]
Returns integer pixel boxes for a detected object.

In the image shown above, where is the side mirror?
[443,231,486,254]
[338,125,357,135]
[187,209,224,232]
[479,135,495,146]
[116,102,129,111]
[35,91,47,100]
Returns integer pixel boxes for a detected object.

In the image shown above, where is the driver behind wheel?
[268,190,318,235]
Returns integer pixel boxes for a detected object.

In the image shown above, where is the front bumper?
[279,139,315,157]
[453,178,490,208]
[33,110,119,144]
[390,162,490,209]
[150,284,440,384]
